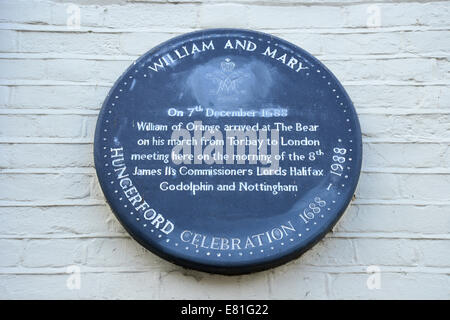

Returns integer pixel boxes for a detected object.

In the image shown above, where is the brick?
[356,173,402,200]
[419,240,450,267]
[0,86,9,105]
[50,2,105,27]
[277,30,450,56]
[0,59,47,80]
[325,58,450,82]
[268,265,328,299]
[0,144,93,168]
[8,85,108,109]
[120,32,180,56]
[0,272,161,299]
[347,84,450,109]
[74,236,167,269]
[15,2,196,30]
[159,269,271,299]
[45,59,130,83]
[401,174,450,201]
[199,4,249,28]
[249,5,345,29]
[100,4,198,29]
[0,114,87,138]
[0,30,17,52]
[443,145,450,167]
[85,116,99,139]
[0,205,123,236]
[22,239,86,267]
[248,3,450,29]
[0,0,52,25]
[0,240,24,267]
[360,114,450,141]
[0,173,92,201]
[329,272,450,299]
[90,179,108,202]
[363,143,445,168]
[85,238,167,268]
[84,272,161,299]
[364,2,450,28]
[234,272,272,299]
[4,58,106,83]
[357,173,450,201]
[298,238,356,266]
[336,204,450,234]
[0,274,80,299]
[18,32,121,55]
[354,238,420,266]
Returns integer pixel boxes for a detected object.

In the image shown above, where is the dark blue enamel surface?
[94,29,362,274]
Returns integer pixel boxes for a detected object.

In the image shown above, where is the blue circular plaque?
[94,29,362,274]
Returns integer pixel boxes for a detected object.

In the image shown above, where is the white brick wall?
[0,0,449,299]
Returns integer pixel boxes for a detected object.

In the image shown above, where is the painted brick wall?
[0,0,449,299]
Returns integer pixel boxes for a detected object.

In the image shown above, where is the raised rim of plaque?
[93,28,363,275]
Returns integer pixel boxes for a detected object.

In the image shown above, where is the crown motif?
[221,58,235,73]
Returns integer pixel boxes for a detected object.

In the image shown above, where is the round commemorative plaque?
[94,29,362,274]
